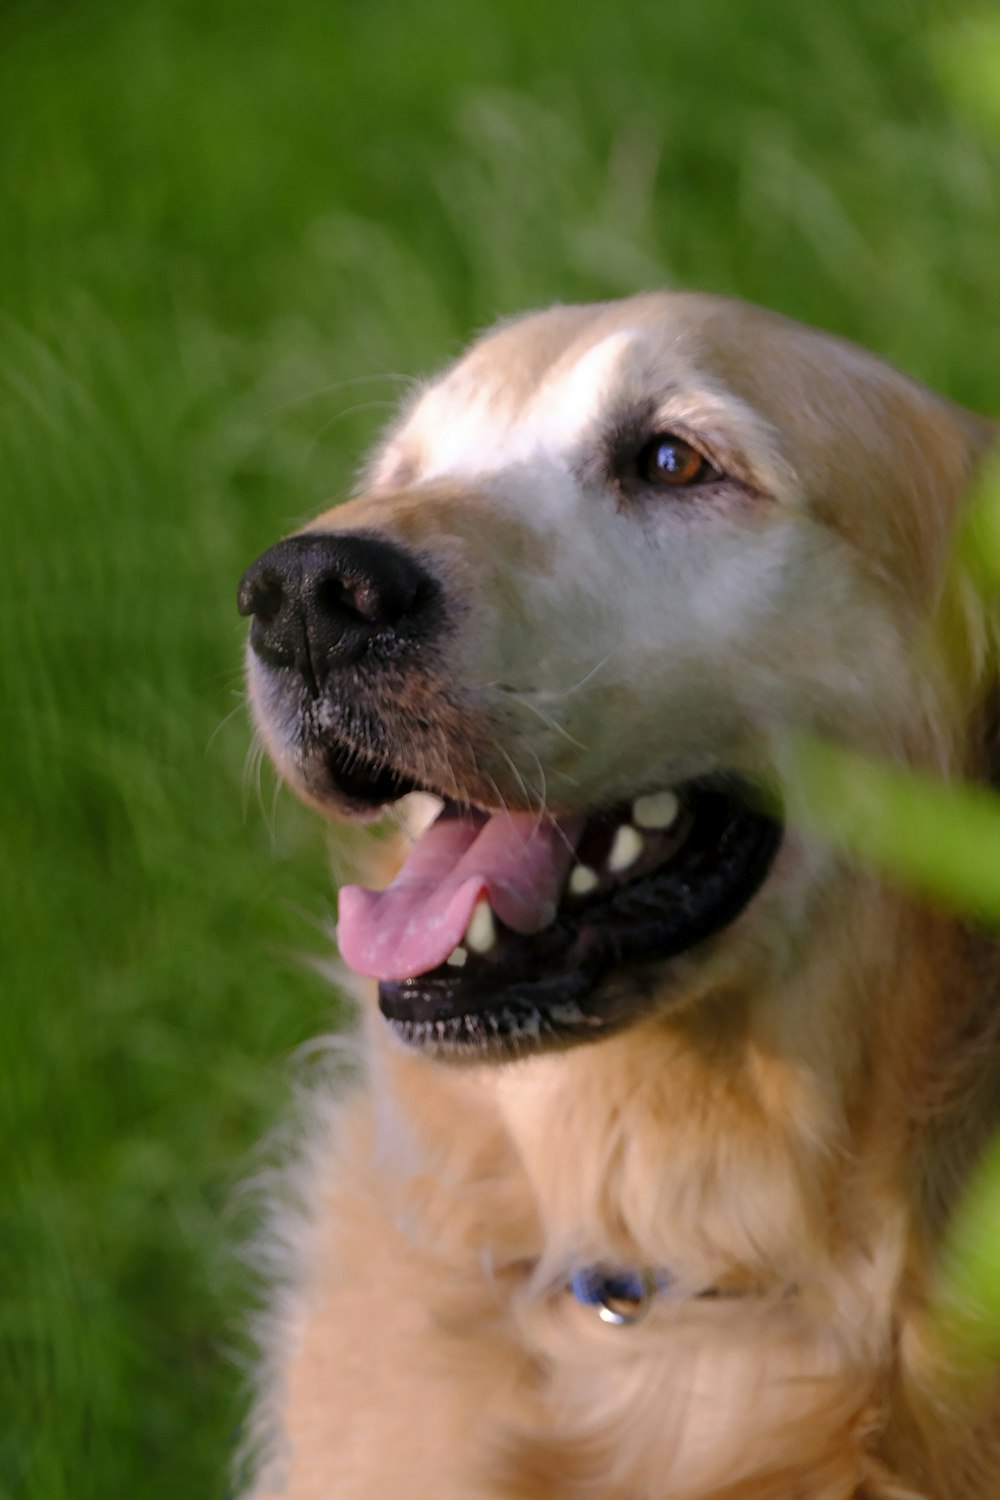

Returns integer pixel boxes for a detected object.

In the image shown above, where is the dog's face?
[240,293,991,1058]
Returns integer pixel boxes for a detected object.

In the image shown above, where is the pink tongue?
[337,807,584,981]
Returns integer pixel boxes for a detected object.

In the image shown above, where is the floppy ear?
[851,388,998,781]
[883,397,997,610]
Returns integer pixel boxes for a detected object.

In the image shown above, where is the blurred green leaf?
[934,12,1000,141]
[933,1132,1000,1368]
[791,739,1000,924]
[958,446,1000,593]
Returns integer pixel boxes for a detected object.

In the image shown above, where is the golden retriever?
[236,293,1000,1499]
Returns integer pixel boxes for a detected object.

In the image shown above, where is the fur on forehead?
[366,291,993,593]
[370,300,803,498]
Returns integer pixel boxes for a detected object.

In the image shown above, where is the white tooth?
[445,945,468,968]
[568,864,600,897]
[632,790,680,830]
[464,899,496,954]
[608,824,644,873]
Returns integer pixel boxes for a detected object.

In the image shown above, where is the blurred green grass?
[3,1,1000,1496]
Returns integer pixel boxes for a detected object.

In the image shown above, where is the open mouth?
[335,774,782,1057]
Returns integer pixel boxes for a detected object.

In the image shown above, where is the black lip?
[321,732,419,808]
[378,778,782,1058]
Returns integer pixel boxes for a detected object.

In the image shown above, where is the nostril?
[253,575,285,625]
[350,577,386,623]
[313,557,426,629]
[314,573,379,626]
[237,565,286,624]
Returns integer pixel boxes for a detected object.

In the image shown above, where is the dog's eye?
[636,434,716,487]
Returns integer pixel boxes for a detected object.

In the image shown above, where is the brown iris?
[636,434,714,487]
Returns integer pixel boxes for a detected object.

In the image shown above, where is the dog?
[237,293,1000,1498]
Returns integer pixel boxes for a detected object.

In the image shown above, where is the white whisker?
[534,651,619,703]
[302,400,401,466]
[206,696,248,754]
[259,371,415,420]
[493,743,555,828]
[266,768,284,850]
[242,732,266,822]
[504,691,588,753]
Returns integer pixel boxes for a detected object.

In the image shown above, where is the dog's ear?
[887,399,997,609]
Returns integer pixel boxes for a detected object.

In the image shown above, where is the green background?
[4,2,1000,1495]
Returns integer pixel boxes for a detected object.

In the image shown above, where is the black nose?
[237,532,440,689]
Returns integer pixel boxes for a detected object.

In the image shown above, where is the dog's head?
[239,293,994,1058]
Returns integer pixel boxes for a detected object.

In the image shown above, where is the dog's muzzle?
[239,531,783,1062]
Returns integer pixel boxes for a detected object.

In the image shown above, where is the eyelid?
[579,405,762,498]
[638,415,777,497]
[611,424,725,489]
[597,405,701,466]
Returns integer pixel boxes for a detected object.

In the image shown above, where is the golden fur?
[240,294,1000,1498]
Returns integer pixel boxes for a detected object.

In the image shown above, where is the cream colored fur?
[241,294,1000,1499]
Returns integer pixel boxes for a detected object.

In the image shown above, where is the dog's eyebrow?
[572,396,659,487]
[572,382,792,503]
[603,397,661,458]
[573,391,739,491]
